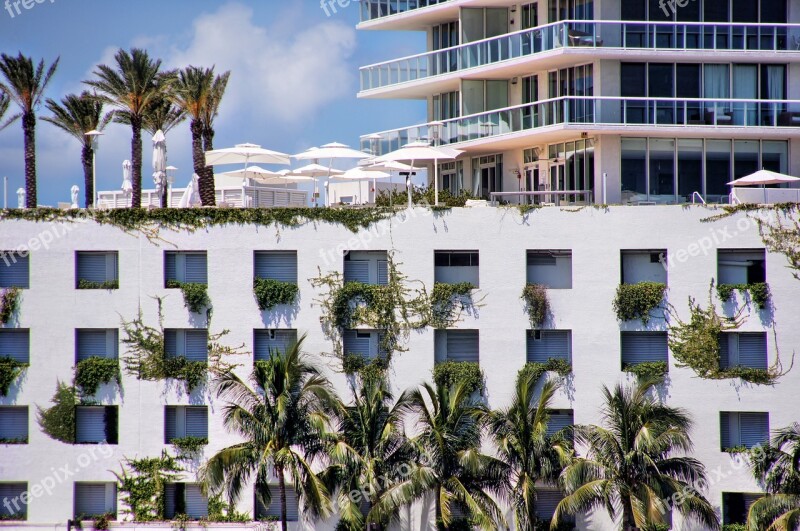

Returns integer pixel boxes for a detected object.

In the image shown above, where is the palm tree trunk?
[201,124,216,206]
[435,486,442,530]
[190,118,212,207]
[130,116,143,208]
[82,144,94,208]
[278,467,288,531]
[621,497,638,531]
[22,112,37,209]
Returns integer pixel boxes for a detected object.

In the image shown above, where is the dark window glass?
[648,64,674,97]
[761,0,787,23]
[676,64,701,98]
[434,253,449,267]
[704,0,729,22]
[621,64,646,97]
[621,0,645,20]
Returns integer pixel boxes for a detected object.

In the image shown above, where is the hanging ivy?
[432,361,485,395]
[521,284,549,327]
[121,298,241,393]
[0,287,21,324]
[0,356,27,396]
[613,282,667,324]
[253,278,299,310]
[342,353,388,381]
[77,280,119,290]
[73,357,121,397]
[518,358,572,386]
[112,451,184,522]
[0,206,401,241]
[623,361,668,381]
[203,495,251,524]
[171,436,208,458]
[429,282,479,329]
[166,281,211,314]
[716,282,771,310]
[310,257,428,365]
[668,285,790,385]
[36,382,78,443]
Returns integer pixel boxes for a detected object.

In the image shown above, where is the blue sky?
[0,0,426,206]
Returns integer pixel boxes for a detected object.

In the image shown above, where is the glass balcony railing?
[360,0,454,22]
[360,20,800,92]
[361,97,800,154]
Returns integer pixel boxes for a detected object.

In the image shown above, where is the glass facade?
[622,138,789,203]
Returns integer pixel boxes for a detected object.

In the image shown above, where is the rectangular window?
[435,330,479,363]
[535,488,567,520]
[165,251,207,285]
[164,406,208,443]
[0,483,27,520]
[344,251,389,285]
[254,251,297,283]
[0,329,30,363]
[0,406,28,443]
[343,330,388,361]
[526,250,572,289]
[720,333,768,370]
[165,483,208,519]
[434,251,479,287]
[0,252,29,289]
[621,250,667,285]
[720,412,769,450]
[621,332,669,367]
[723,492,765,525]
[256,486,299,521]
[254,329,298,361]
[76,406,118,445]
[164,330,208,362]
[75,329,119,363]
[546,409,574,437]
[718,249,766,285]
[74,482,117,519]
[76,252,118,288]
[527,330,571,363]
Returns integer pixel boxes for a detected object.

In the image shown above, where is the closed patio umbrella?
[152,130,168,207]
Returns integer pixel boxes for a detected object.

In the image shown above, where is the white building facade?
[358,0,800,205]
[0,205,798,530]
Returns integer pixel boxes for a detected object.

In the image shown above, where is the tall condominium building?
[358,0,800,206]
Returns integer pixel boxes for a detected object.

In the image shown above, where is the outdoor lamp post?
[85,130,104,208]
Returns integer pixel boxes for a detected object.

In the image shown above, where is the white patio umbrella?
[178,174,202,208]
[291,162,346,207]
[375,141,463,207]
[205,143,291,168]
[334,167,391,204]
[152,130,167,207]
[361,160,424,206]
[293,143,371,206]
[121,160,133,198]
[727,169,800,186]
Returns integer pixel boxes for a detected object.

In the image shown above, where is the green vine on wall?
[113,451,184,522]
[342,353,388,382]
[429,282,479,329]
[613,282,667,324]
[0,356,27,396]
[432,361,485,395]
[121,298,241,393]
[518,358,572,387]
[0,287,21,324]
[253,278,299,310]
[166,281,211,314]
[311,258,429,367]
[623,361,669,381]
[716,282,771,310]
[77,280,119,290]
[36,382,78,443]
[668,285,791,385]
[521,284,549,328]
[171,436,208,459]
[73,357,121,397]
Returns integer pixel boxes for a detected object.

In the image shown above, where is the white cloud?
[166,2,357,124]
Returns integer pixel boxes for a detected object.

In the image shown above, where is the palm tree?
[172,66,215,206]
[86,48,173,208]
[553,378,719,531]
[323,374,415,531]
[747,422,800,530]
[200,336,338,531]
[42,92,112,208]
[0,91,9,126]
[487,377,572,530]
[373,380,507,530]
[0,53,60,208]
[200,71,230,205]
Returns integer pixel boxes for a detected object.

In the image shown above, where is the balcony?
[361,97,800,154]
[360,20,800,97]
[360,0,454,24]
[96,186,308,209]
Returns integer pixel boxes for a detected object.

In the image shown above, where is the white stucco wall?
[0,205,798,530]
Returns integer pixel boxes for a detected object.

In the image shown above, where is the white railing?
[731,187,800,204]
[97,186,308,209]
[360,0,453,22]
